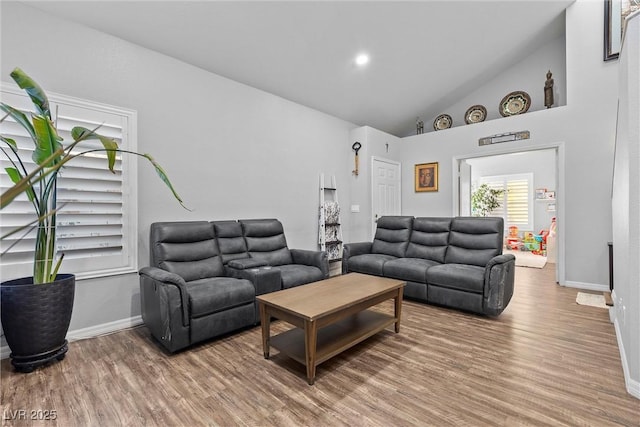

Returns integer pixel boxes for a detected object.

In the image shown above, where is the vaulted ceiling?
[24,1,573,137]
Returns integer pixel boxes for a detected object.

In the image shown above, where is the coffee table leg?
[304,320,318,385]
[260,303,270,359]
[394,288,403,333]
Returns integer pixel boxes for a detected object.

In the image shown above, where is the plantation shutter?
[478,173,533,231]
[1,86,138,280]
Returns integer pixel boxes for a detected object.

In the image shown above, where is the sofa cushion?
[241,219,293,266]
[383,258,440,283]
[426,263,485,294]
[444,217,503,267]
[212,220,249,264]
[405,217,451,263]
[185,277,255,318]
[370,216,413,258]
[276,264,325,289]
[348,253,396,276]
[151,221,225,281]
[427,285,484,314]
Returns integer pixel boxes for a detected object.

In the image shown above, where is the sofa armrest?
[342,242,373,274]
[139,266,189,327]
[483,254,516,315]
[225,265,282,296]
[228,258,268,269]
[290,249,329,278]
[343,242,373,257]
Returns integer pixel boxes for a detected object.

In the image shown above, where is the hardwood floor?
[2,265,638,426]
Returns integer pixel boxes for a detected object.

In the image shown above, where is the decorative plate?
[499,91,531,117]
[433,114,452,131]
[464,105,487,124]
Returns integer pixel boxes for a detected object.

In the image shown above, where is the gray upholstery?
[445,217,503,266]
[140,221,256,353]
[342,215,515,316]
[426,263,486,293]
[212,220,250,264]
[241,219,294,266]
[140,219,329,352]
[345,253,396,276]
[406,217,451,263]
[371,216,413,257]
[238,219,328,288]
[383,257,440,283]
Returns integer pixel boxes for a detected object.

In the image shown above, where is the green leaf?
[71,126,118,172]
[0,136,18,151]
[0,102,37,142]
[4,167,36,202]
[32,115,63,167]
[142,153,189,210]
[10,67,51,118]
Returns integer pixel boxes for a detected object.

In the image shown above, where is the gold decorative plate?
[499,91,531,117]
[464,105,487,124]
[433,114,452,131]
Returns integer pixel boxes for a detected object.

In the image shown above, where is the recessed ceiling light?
[355,53,370,66]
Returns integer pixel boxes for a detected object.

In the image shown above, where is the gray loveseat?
[342,216,515,316]
[139,219,328,352]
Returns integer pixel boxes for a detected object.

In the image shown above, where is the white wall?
[347,126,401,242]
[611,11,640,398]
[0,3,356,336]
[467,149,557,233]
[421,34,566,134]
[401,0,616,290]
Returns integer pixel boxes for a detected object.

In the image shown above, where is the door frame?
[371,156,402,238]
[452,142,565,285]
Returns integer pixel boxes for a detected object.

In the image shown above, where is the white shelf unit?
[319,174,343,270]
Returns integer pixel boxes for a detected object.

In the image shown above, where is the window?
[1,86,138,280]
[478,173,533,231]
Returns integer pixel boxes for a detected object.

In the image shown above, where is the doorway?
[371,157,401,237]
[455,146,564,284]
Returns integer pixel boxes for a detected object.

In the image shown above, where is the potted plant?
[0,68,185,372]
[471,183,504,217]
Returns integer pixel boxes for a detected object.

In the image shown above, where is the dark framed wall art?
[605,0,622,60]
[415,162,438,192]
[605,0,639,61]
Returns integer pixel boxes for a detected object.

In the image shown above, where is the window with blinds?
[478,173,533,231]
[1,86,138,280]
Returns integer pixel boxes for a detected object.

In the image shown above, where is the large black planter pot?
[1,274,75,373]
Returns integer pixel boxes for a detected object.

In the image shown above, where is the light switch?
[351,205,360,213]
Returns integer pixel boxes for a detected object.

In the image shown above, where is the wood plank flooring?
[2,265,639,426]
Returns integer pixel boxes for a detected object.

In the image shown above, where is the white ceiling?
[24,1,573,137]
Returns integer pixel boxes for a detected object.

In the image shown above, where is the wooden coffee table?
[257,273,405,385]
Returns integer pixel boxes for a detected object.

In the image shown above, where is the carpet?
[576,292,609,309]
[505,250,547,269]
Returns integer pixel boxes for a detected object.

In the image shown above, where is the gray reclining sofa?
[342,216,515,316]
[139,219,328,352]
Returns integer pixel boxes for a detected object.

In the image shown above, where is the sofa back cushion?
[406,217,451,263]
[445,217,504,267]
[212,220,249,264]
[150,221,225,281]
[240,219,293,266]
[371,216,414,258]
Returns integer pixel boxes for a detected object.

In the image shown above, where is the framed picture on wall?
[605,0,622,61]
[605,0,639,61]
[415,162,438,192]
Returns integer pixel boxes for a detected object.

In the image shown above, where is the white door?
[459,160,472,216]
[371,157,401,237]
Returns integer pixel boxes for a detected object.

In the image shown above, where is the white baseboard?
[563,280,609,292]
[612,310,640,399]
[1,315,143,360]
